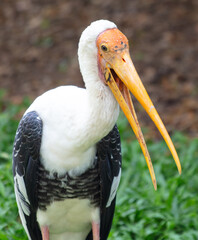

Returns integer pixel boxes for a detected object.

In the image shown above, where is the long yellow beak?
[105,50,181,190]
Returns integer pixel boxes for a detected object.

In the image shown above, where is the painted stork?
[13,20,181,240]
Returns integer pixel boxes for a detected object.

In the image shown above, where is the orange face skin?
[96,28,129,84]
[97,28,129,53]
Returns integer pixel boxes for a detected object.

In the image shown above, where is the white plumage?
[25,84,118,238]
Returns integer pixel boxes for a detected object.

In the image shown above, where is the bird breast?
[26,85,119,175]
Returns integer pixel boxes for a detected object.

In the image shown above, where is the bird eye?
[101,44,108,52]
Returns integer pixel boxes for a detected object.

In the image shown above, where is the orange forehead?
[96,28,128,51]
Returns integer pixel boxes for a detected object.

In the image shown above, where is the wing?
[13,111,42,240]
[86,125,122,240]
[99,125,121,240]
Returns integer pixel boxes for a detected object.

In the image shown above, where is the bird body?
[14,84,121,240]
[26,85,118,174]
[13,20,181,240]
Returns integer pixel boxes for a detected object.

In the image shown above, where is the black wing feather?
[13,111,42,240]
[86,125,122,240]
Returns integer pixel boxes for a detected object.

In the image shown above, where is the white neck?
[78,51,119,148]
[77,20,120,147]
[85,80,120,146]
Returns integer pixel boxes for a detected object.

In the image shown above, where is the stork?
[13,20,181,240]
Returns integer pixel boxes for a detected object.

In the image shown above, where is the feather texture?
[13,111,121,240]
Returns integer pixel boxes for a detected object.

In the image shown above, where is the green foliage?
[109,115,198,239]
[0,92,197,239]
[0,91,30,239]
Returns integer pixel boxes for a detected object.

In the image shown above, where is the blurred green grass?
[0,90,198,240]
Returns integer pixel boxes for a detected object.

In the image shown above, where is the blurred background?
[0,1,198,239]
[0,0,197,137]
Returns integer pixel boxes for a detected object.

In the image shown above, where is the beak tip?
[176,161,182,175]
[153,180,157,191]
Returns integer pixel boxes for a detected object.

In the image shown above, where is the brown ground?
[0,0,198,137]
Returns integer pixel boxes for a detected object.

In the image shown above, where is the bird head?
[79,20,181,189]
